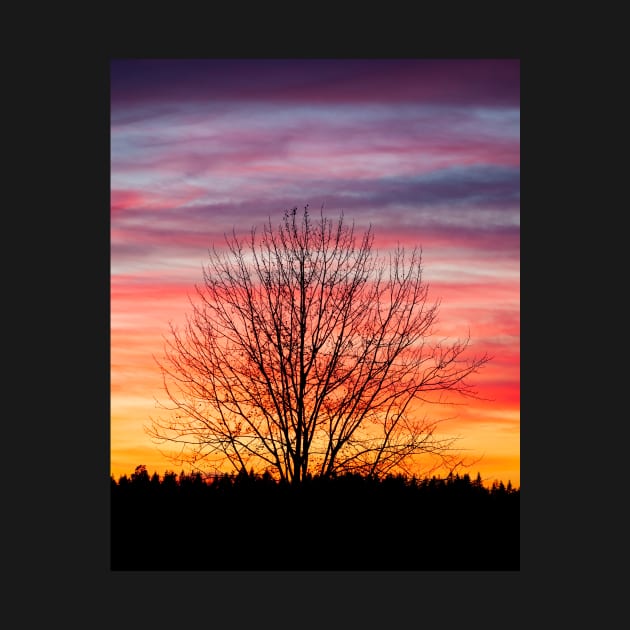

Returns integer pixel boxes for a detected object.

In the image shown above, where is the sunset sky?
[110,58,520,487]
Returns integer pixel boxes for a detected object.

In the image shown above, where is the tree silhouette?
[148,206,490,484]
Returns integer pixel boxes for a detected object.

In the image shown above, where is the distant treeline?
[111,466,519,571]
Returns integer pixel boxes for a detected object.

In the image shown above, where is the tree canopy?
[148,206,490,483]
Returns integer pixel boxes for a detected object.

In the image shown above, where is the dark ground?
[111,470,519,571]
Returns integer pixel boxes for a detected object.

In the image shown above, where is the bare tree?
[148,206,490,484]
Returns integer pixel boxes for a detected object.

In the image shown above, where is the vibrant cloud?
[111,58,520,487]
